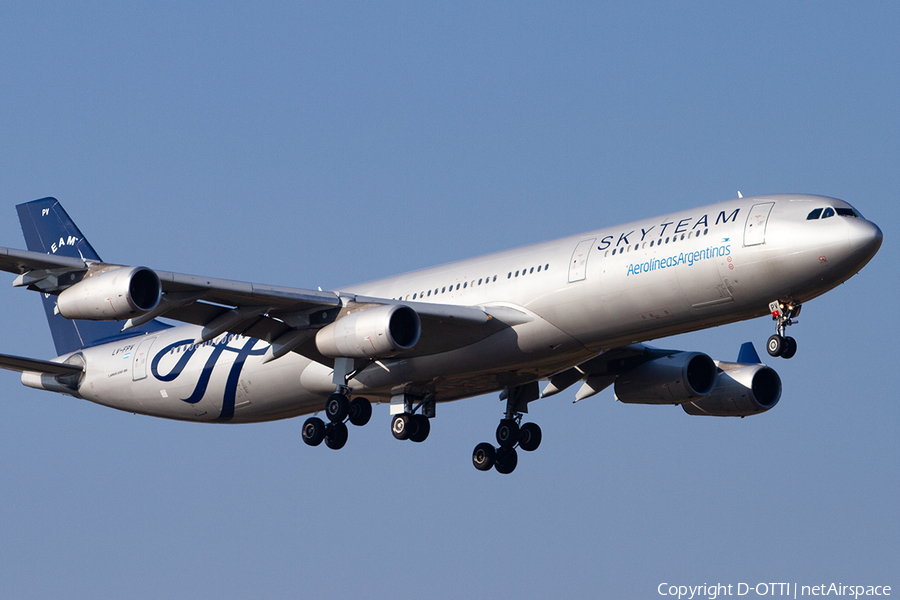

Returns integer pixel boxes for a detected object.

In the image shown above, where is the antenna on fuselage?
[737,191,743,198]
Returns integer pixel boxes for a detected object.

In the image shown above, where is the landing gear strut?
[472,384,542,475]
[767,300,801,359]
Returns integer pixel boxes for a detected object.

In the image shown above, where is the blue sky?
[1,3,897,598]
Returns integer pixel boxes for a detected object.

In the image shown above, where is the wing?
[0,246,526,365]
[0,352,83,375]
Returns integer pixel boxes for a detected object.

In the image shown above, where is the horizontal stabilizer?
[0,352,83,375]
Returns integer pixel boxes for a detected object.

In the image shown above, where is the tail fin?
[736,341,762,364]
[16,198,169,355]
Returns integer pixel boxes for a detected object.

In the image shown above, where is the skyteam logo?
[626,243,731,276]
[150,335,268,421]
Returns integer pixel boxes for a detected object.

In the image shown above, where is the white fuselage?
[33,194,881,423]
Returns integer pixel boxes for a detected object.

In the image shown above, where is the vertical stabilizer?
[16,198,169,355]
[736,341,762,364]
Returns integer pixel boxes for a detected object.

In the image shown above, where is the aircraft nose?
[847,217,883,258]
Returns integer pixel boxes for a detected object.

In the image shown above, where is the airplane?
[0,195,882,474]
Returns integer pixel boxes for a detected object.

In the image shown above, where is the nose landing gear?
[767,300,801,359]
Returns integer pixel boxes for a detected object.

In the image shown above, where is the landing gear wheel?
[494,446,518,474]
[496,419,520,448]
[325,393,350,423]
[301,417,326,446]
[409,414,431,443]
[518,422,542,452]
[324,421,348,450]
[767,334,785,357]
[391,413,411,440]
[781,336,797,359]
[348,397,372,426]
[472,443,496,471]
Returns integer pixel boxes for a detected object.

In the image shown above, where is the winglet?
[737,341,761,364]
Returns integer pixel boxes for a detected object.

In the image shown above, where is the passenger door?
[743,202,774,246]
[568,239,596,283]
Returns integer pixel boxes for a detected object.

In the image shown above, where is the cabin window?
[529,267,534,274]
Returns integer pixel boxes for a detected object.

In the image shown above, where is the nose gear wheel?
[767,300,801,359]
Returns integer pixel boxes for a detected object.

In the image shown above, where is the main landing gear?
[390,394,432,443]
[303,357,374,450]
[301,391,373,450]
[472,384,542,475]
[767,300,801,359]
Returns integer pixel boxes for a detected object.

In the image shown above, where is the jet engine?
[682,362,781,417]
[614,352,718,404]
[56,266,162,320]
[316,304,421,358]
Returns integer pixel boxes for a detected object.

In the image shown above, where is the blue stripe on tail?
[17,198,169,355]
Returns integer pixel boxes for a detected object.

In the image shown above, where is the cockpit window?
[807,208,823,220]
[821,207,835,219]
[836,208,859,218]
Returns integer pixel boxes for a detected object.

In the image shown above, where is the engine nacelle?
[682,362,781,417]
[56,266,162,320]
[614,352,717,405]
[316,304,421,358]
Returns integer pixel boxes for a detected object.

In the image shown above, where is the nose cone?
[848,218,883,265]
